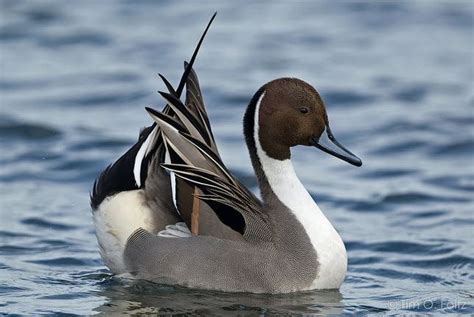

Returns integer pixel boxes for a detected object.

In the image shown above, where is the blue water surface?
[1,1,473,315]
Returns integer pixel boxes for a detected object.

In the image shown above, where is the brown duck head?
[254,77,362,166]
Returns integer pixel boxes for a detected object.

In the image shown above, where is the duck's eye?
[299,107,309,114]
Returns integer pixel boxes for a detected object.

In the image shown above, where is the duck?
[90,13,362,294]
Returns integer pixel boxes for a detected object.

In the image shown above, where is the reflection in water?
[94,277,343,315]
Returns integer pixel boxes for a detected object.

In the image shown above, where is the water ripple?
[0,119,61,140]
[322,90,377,106]
[1,1,473,315]
[28,257,96,267]
[21,217,76,231]
[392,84,429,103]
[354,267,442,283]
[38,31,111,48]
[429,139,474,157]
[51,90,148,107]
[346,240,456,256]
[393,255,473,269]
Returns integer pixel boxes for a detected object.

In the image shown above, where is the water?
[1,0,473,315]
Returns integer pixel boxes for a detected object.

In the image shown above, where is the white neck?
[253,92,347,289]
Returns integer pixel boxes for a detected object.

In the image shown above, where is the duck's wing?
[90,125,155,210]
[146,90,269,240]
[90,13,216,211]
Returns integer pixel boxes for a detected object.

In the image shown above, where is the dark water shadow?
[92,278,344,315]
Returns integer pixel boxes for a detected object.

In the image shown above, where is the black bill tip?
[312,126,362,167]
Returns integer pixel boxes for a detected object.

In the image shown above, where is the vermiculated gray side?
[123,87,319,293]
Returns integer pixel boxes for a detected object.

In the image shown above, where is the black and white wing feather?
[90,13,216,210]
[146,87,267,237]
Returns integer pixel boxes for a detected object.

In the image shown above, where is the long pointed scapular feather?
[129,13,217,190]
[142,104,264,237]
[147,108,231,183]
[158,74,178,98]
[170,134,258,204]
[158,91,211,146]
[132,11,265,235]
[183,61,217,150]
[154,114,257,210]
[162,167,250,214]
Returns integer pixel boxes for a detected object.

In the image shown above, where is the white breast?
[254,92,347,289]
[93,189,157,273]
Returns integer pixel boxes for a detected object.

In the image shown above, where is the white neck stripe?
[253,91,347,289]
